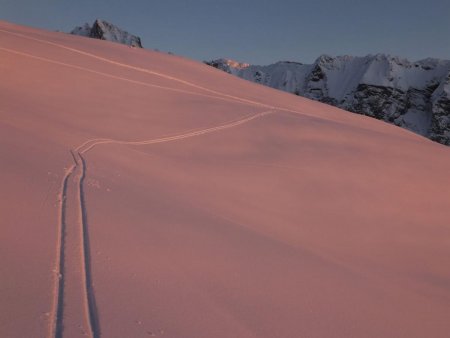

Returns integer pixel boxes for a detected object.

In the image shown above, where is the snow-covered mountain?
[206,55,450,145]
[70,19,143,48]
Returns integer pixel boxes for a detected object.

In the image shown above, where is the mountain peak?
[315,54,334,64]
[203,58,250,75]
[70,19,143,48]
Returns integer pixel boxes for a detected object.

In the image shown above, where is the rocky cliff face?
[70,19,143,48]
[206,55,450,145]
[430,73,450,144]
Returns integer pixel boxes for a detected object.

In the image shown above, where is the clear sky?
[1,0,449,65]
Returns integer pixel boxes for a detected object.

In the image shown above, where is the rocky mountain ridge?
[206,55,450,145]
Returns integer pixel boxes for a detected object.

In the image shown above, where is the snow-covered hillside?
[2,20,450,338]
[71,19,143,48]
[206,55,450,145]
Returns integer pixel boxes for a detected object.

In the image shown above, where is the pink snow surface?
[1,21,450,338]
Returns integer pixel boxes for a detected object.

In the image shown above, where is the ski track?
[0,47,262,109]
[0,44,338,128]
[49,164,75,338]
[72,150,100,338]
[48,110,272,338]
[76,110,273,154]
[0,29,272,109]
[0,27,336,122]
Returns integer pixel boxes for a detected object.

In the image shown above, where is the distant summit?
[70,19,143,48]
[204,59,250,74]
[206,55,450,145]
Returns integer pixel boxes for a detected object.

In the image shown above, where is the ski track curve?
[77,110,273,154]
[48,110,272,338]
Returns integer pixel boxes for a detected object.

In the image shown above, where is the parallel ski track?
[70,150,100,338]
[76,110,272,154]
[48,109,272,338]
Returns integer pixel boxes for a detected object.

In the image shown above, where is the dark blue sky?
[1,0,449,64]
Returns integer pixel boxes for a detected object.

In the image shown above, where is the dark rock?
[70,19,143,48]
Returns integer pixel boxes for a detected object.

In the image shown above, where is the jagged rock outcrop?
[430,73,450,144]
[206,55,450,145]
[70,19,143,48]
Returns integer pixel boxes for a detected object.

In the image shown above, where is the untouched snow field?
[1,21,450,338]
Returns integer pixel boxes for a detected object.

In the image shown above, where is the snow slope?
[207,55,450,144]
[1,21,450,338]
